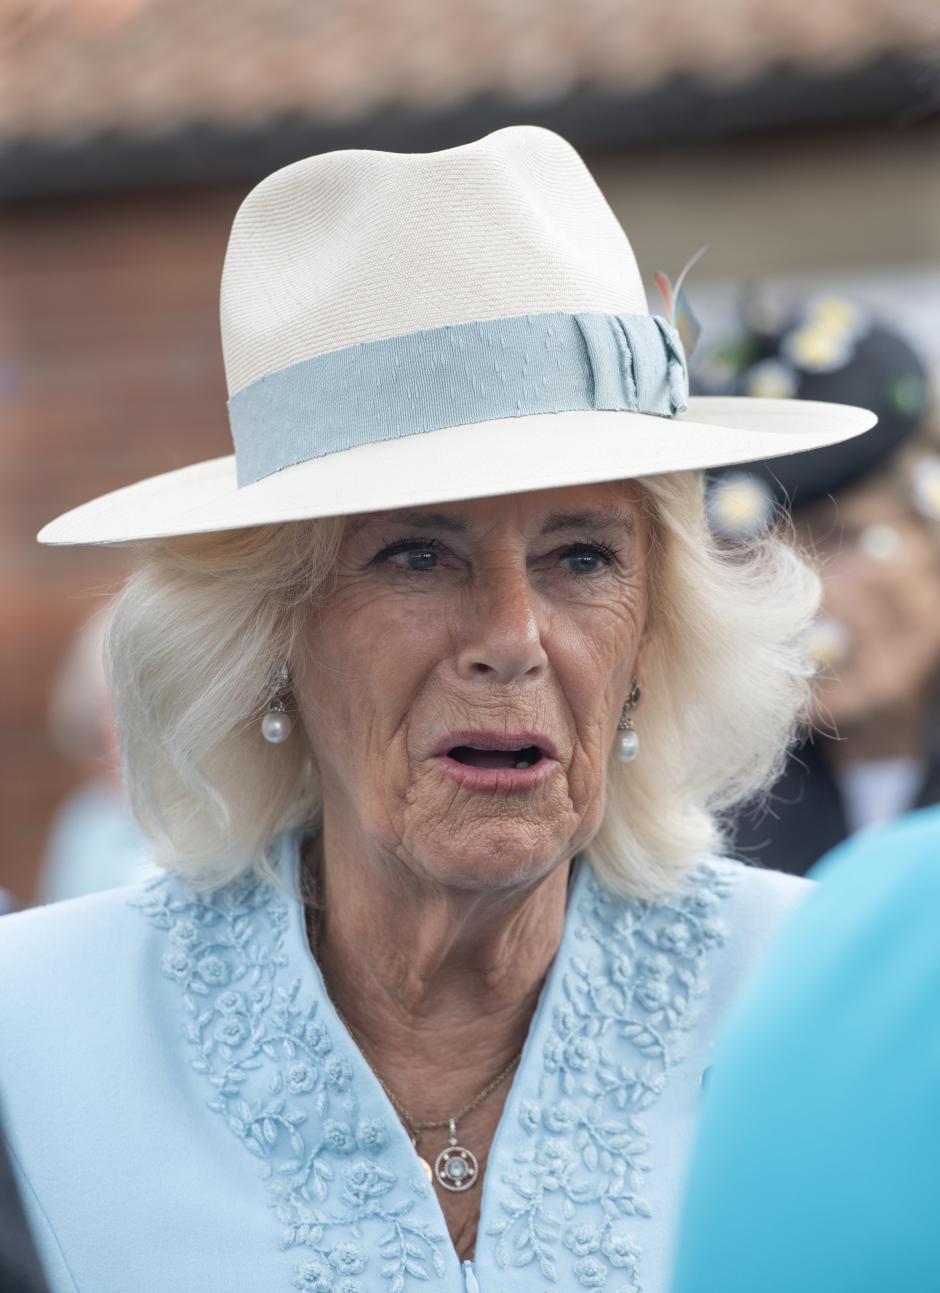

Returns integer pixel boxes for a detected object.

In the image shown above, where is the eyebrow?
[539,508,636,537]
[348,506,635,538]
[347,510,467,537]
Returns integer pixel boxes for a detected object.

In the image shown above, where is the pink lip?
[430,730,560,796]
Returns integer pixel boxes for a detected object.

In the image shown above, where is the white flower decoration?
[782,324,854,374]
[706,473,775,540]
[912,455,940,522]
[804,614,851,669]
[745,359,798,399]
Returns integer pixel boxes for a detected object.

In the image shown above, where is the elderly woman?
[0,126,874,1293]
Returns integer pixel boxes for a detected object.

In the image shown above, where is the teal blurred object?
[669,804,940,1293]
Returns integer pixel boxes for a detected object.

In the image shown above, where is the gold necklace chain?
[300,841,523,1191]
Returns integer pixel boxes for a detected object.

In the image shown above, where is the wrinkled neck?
[300,824,572,1115]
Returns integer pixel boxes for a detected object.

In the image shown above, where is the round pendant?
[419,1157,434,1183]
[434,1144,479,1192]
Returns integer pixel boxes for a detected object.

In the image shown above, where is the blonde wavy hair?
[105,471,820,899]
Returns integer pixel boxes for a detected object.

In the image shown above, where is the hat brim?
[37,397,876,546]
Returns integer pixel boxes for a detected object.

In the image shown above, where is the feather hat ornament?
[653,245,707,361]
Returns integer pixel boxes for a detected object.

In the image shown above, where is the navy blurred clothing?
[670,805,940,1292]
[731,736,940,875]
[0,1118,50,1293]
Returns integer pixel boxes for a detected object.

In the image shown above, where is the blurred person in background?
[699,296,940,876]
[39,604,154,903]
[669,801,940,1293]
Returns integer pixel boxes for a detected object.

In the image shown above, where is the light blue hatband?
[228,311,688,487]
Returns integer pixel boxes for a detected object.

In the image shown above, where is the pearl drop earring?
[615,679,640,764]
[261,664,293,744]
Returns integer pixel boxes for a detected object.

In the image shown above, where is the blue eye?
[564,552,603,574]
[560,543,615,574]
[376,537,445,571]
[393,547,439,571]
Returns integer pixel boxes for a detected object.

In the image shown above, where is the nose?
[455,562,548,684]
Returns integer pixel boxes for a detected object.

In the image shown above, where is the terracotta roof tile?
[1,0,937,143]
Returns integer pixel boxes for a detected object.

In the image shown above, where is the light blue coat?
[0,830,806,1293]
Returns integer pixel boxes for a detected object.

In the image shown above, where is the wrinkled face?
[294,482,650,890]
[799,477,940,729]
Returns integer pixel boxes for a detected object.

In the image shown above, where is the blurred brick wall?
[0,184,239,902]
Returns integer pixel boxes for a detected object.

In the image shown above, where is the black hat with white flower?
[697,292,931,535]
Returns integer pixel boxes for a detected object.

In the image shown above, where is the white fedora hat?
[38,124,876,547]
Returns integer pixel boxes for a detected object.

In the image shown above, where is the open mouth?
[432,733,558,793]
[446,744,545,770]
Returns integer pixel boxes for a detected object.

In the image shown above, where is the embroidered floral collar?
[132,831,735,1292]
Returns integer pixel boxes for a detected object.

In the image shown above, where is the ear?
[630,615,657,709]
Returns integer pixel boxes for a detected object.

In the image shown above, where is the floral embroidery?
[487,860,736,1291]
[132,839,738,1293]
[131,863,447,1293]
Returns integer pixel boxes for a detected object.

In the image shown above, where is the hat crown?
[220,125,649,396]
